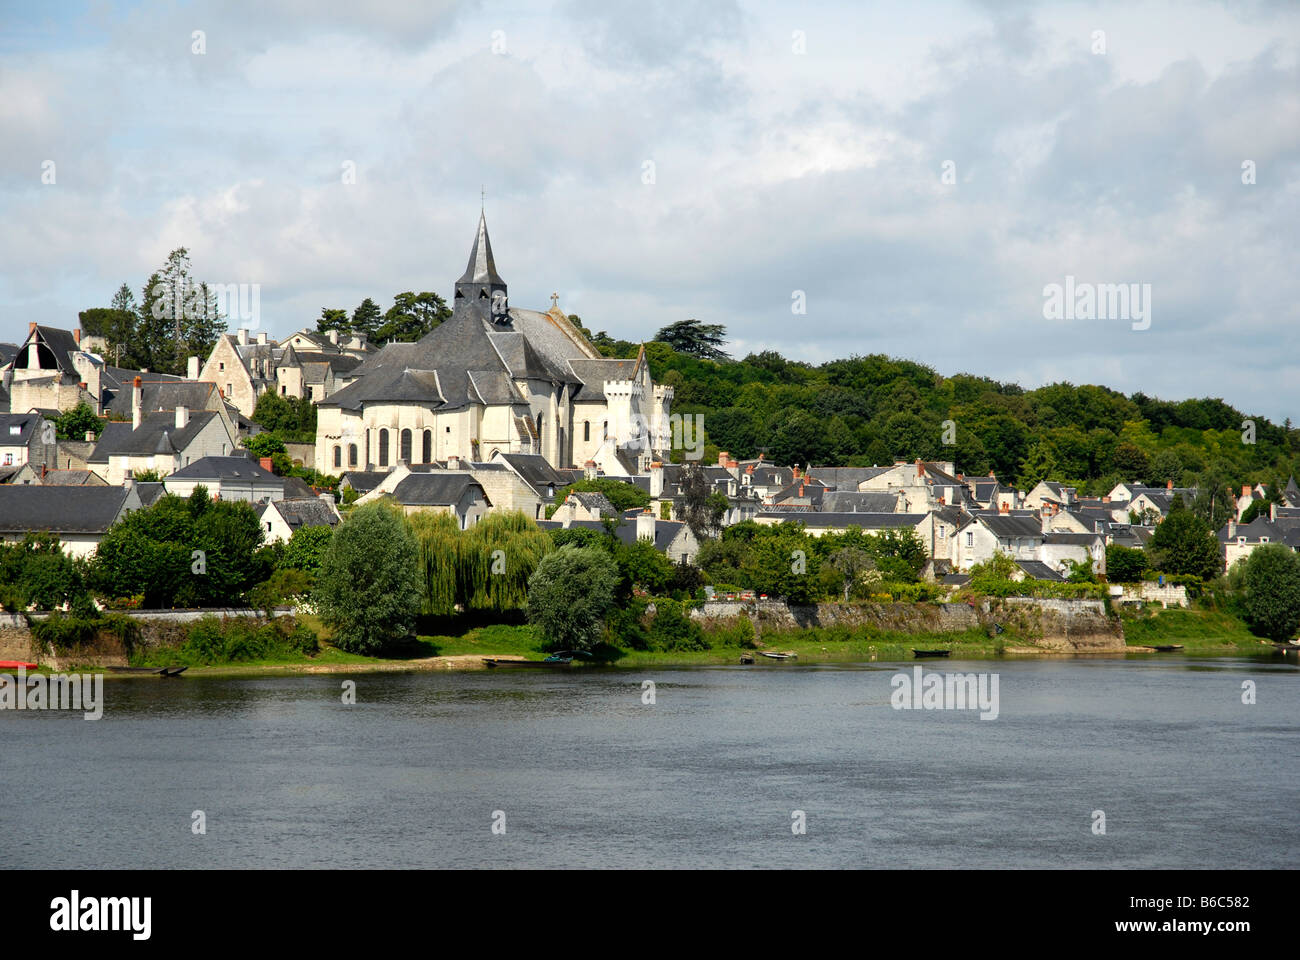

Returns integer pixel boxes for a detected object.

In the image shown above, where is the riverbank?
[54,604,1281,679]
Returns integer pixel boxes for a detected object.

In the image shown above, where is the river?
[2,656,1296,868]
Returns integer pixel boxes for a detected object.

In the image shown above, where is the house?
[755,511,934,549]
[89,383,238,484]
[1219,516,1300,571]
[1022,480,1077,511]
[258,496,340,544]
[38,469,107,486]
[358,470,491,529]
[551,491,618,522]
[540,508,700,564]
[0,483,143,558]
[163,455,283,503]
[1041,531,1106,576]
[100,377,239,442]
[1282,476,1300,509]
[1,322,188,416]
[0,411,53,471]
[951,512,1045,572]
[312,212,673,474]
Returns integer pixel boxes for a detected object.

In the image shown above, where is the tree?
[1112,442,1150,480]
[1241,545,1300,641]
[278,525,334,577]
[1146,510,1221,581]
[316,308,350,336]
[654,319,730,362]
[564,478,650,514]
[350,298,384,341]
[90,490,268,607]
[827,547,876,601]
[313,503,421,654]
[526,546,619,651]
[1105,545,1149,583]
[54,402,103,441]
[678,463,725,539]
[0,533,92,612]
[375,291,450,343]
[1017,441,1059,489]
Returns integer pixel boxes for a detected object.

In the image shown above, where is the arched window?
[602,421,608,439]
[400,429,412,463]
[583,420,590,442]
[378,429,389,467]
[422,430,432,464]
[348,444,358,467]
[333,446,341,469]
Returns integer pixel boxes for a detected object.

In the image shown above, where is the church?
[313,213,673,475]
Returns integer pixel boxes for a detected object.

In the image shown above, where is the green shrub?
[648,598,710,651]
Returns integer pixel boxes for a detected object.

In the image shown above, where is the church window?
[378,429,389,467]
[333,446,341,469]
[400,429,412,463]
[422,430,432,463]
[583,421,590,442]
[348,444,358,467]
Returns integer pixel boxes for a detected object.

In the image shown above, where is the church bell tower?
[454,210,509,325]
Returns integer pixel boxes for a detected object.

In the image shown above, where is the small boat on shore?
[759,651,796,660]
[0,661,38,670]
[106,665,188,675]
[913,649,951,658]
[1151,644,1184,652]
[739,653,755,664]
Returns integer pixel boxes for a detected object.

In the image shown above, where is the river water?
[2,656,1296,868]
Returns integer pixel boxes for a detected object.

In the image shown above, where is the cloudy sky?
[2,0,1297,420]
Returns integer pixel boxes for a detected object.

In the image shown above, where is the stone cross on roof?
[550,292,559,308]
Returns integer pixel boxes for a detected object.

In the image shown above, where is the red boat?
[0,661,38,670]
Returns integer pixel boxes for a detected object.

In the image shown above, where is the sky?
[1,0,1297,421]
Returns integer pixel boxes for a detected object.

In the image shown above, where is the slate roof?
[389,473,485,507]
[341,471,386,494]
[977,514,1045,539]
[167,455,278,483]
[1285,476,1300,507]
[101,380,223,419]
[555,516,688,554]
[757,511,926,529]
[40,469,105,486]
[0,485,130,533]
[804,466,892,489]
[1016,560,1066,581]
[568,358,639,401]
[1217,517,1300,548]
[263,497,339,531]
[821,491,901,513]
[0,412,44,447]
[496,453,573,496]
[1044,532,1102,545]
[89,411,219,461]
[564,491,617,516]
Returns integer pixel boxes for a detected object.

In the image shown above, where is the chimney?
[259,457,274,473]
[257,331,268,345]
[28,321,37,336]
[328,329,339,345]
[175,405,189,430]
[73,328,81,345]
[584,459,598,481]
[717,450,729,467]
[132,376,143,430]
[989,470,996,478]
[1270,502,1277,521]
[187,356,200,379]
[1241,485,1251,497]
[957,473,964,482]
[1102,495,1110,503]
[447,455,460,470]
[237,328,249,345]
[916,458,924,479]
[1228,519,1237,539]
[1000,501,1010,514]
[636,507,656,543]
[1166,479,1173,490]
[649,461,663,498]
[84,431,95,442]
[792,464,802,480]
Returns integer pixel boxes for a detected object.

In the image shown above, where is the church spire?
[454,210,509,323]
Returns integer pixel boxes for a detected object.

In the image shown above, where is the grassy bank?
[67,602,1281,678]
[1119,605,1274,656]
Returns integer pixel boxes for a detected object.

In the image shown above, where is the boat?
[759,651,797,660]
[738,653,755,664]
[1151,644,1184,652]
[913,649,951,658]
[160,666,188,677]
[105,666,188,675]
[0,661,38,670]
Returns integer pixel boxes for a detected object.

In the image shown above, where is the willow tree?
[405,510,552,615]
